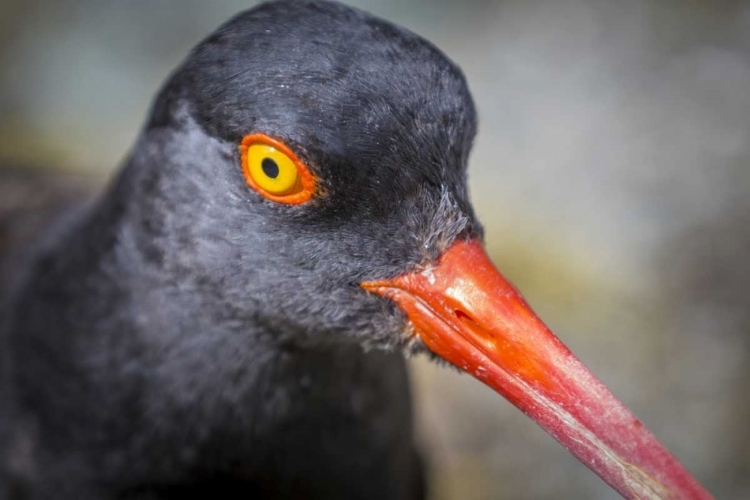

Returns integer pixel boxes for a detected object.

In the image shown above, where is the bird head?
[128,1,479,351]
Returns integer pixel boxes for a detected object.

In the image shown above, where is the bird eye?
[240,134,316,204]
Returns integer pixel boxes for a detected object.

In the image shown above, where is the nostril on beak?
[454,309,474,324]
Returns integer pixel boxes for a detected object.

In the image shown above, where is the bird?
[0,1,713,499]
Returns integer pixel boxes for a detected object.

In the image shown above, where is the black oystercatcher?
[0,1,713,499]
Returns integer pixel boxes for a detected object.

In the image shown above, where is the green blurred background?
[2,1,749,498]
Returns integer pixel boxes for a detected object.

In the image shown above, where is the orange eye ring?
[239,133,316,204]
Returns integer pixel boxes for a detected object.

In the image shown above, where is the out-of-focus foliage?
[2,1,749,498]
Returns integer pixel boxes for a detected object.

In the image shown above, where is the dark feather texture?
[1,1,480,498]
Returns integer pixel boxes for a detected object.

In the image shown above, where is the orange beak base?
[362,239,712,500]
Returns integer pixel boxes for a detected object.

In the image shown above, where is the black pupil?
[261,158,279,178]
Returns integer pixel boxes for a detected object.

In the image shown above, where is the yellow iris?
[246,144,300,196]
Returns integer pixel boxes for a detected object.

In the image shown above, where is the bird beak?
[362,239,712,500]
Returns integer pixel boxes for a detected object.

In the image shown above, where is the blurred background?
[2,0,749,498]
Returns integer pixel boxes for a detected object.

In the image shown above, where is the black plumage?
[1,1,480,498]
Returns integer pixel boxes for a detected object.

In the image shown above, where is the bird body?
[0,1,713,499]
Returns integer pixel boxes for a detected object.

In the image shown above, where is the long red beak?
[362,239,712,500]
